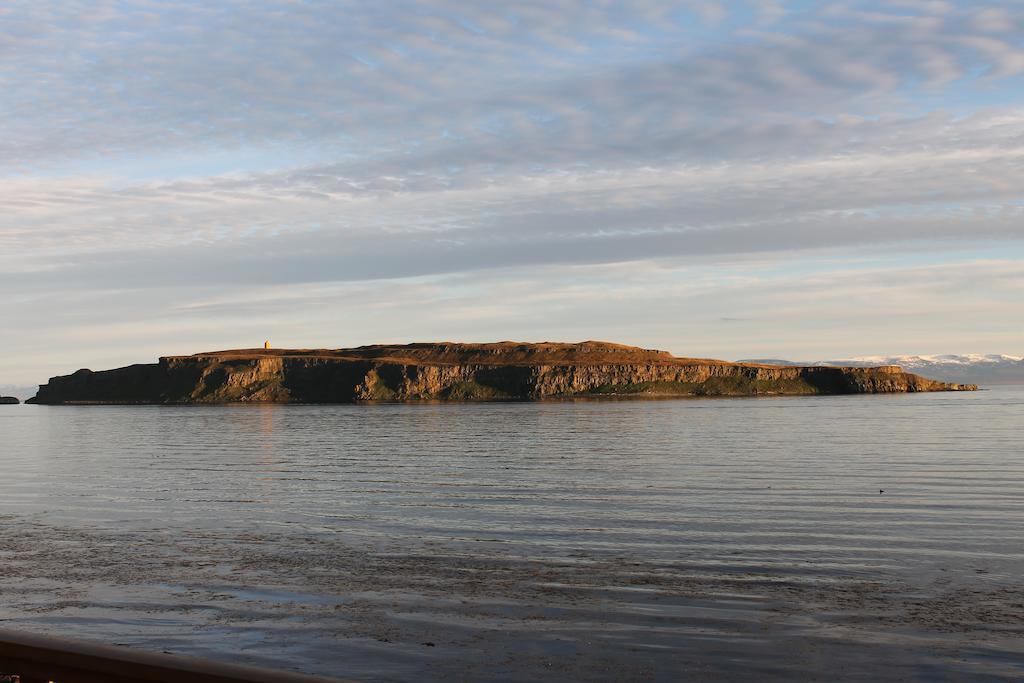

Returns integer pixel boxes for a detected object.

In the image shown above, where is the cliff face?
[27,342,977,405]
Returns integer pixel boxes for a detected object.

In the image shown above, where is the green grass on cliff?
[588,380,701,395]
[362,382,398,400]
[585,376,821,396]
[703,376,821,395]
[440,381,511,400]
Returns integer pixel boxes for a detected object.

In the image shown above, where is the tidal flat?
[1,389,1022,681]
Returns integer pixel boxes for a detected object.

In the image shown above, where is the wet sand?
[1,514,1021,681]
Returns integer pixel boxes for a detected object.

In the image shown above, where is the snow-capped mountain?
[739,355,1024,385]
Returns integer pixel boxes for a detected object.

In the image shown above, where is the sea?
[1,388,1022,681]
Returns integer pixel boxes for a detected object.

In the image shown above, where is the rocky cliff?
[27,341,977,405]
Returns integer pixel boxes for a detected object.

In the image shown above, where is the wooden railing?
[0,629,349,683]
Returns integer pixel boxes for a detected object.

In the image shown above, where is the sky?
[2,0,1024,385]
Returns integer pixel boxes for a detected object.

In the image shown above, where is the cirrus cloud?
[1,1,1023,383]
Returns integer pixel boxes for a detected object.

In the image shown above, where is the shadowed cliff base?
[27,342,977,405]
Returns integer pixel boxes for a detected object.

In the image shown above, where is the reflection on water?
[0,389,1022,681]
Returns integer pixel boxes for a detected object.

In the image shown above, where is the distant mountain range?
[739,355,1024,386]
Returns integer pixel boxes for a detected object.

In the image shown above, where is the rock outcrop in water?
[0,396,19,405]
[26,342,977,404]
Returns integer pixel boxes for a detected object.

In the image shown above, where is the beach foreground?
[2,390,1021,680]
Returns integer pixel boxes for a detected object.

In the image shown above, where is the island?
[0,396,19,405]
[25,341,977,405]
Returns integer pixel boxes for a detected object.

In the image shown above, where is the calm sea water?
[1,389,1022,681]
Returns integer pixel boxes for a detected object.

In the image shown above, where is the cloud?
[5,255,1022,384]
[2,1,1024,383]
[2,1,1024,168]
[4,110,1024,291]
